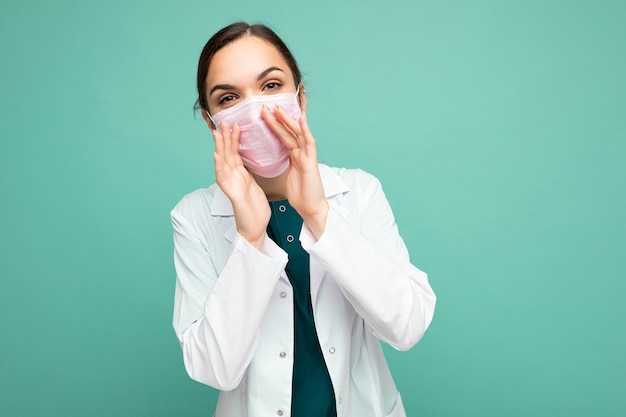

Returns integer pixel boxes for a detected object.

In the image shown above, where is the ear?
[297,82,307,113]
[201,108,216,130]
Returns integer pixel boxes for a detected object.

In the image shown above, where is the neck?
[252,169,289,201]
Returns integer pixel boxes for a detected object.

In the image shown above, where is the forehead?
[206,35,292,87]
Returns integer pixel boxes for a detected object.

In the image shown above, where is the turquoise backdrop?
[1,1,624,416]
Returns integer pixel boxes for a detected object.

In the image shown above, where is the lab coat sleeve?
[171,201,288,390]
[300,171,436,351]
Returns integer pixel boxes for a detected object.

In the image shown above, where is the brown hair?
[195,22,302,114]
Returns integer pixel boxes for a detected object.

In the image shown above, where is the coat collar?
[210,164,349,217]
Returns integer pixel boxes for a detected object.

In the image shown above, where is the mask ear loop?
[205,109,217,127]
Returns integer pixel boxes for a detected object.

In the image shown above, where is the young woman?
[171,22,436,417]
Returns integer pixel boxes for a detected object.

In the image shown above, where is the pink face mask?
[207,90,301,178]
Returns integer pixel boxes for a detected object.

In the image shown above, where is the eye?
[263,82,282,91]
[218,94,237,106]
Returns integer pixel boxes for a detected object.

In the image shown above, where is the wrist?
[302,203,329,240]
[239,231,266,251]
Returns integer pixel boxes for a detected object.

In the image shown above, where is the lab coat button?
[279,351,286,358]
[338,396,343,404]
[277,410,284,416]
[278,204,286,212]
[286,234,294,243]
[280,291,287,299]
[329,347,336,354]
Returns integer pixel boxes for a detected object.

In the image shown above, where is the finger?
[213,129,225,158]
[273,104,305,148]
[213,152,224,176]
[298,111,316,147]
[273,104,301,135]
[214,148,233,188]
[230,122,241,156]
[220,120,233,165]
[230,122,243,168]
[261,105,299,149]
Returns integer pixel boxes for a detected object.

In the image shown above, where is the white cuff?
[299,205,341,252]
[233,231,288,264]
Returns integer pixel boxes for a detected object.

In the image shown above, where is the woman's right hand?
[213,121,270,250]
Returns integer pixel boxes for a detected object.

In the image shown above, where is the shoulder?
[319,164,383,198]
[171,183,224,219]
[170,184,234,244]
[320,163,380,186]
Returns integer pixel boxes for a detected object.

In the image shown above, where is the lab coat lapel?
[223,224,237,244]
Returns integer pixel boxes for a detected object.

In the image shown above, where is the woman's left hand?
[262,105,328,239]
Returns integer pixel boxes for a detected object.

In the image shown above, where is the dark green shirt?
[267,200,337,417]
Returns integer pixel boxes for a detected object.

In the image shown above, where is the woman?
[172,21,436,417]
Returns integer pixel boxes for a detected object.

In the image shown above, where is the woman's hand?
[262,105,329,239]
[213,121,270,250]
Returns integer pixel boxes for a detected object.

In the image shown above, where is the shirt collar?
[210,163,349,216]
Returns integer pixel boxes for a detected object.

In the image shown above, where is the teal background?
[1,0,624,415]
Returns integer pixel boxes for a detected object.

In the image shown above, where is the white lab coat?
[172,164,436,417]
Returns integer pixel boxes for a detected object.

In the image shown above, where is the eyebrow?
[257,66,284,81]
[208,67,285,97]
